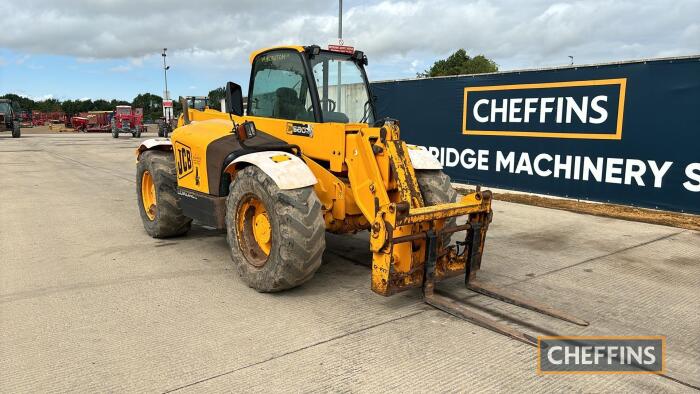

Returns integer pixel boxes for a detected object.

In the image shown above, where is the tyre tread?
[225,166,325,292]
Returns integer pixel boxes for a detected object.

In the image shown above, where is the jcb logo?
[175,142,193,179]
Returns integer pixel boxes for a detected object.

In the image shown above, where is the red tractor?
[111,105,146,138]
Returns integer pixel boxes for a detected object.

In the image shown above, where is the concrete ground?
[1,131,698,392]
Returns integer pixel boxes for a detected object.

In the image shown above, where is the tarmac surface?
[1,131,699,392]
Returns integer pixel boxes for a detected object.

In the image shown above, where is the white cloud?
[107,56,149,72]
[15,54,30,65]
[109,65,133,73]
[0,0,697,74]
[19,93,54,101]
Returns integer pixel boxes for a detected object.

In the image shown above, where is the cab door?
[245,49,345,171]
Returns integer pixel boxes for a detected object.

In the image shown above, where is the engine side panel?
[172,119,232,194]
[172,118,294,196]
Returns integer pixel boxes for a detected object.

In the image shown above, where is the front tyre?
[226,166,325,292]
[12,123,20,138]
[136,150,192,238]
[416,170,458,246]
[111,120,119,138]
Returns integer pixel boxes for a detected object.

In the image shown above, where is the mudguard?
[407,144,442,170]
[225,151,317,190]
[136,138,172,158]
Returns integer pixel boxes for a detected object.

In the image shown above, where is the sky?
[0,0,698,102]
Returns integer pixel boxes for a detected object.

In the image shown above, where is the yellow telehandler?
[136,45,586,345]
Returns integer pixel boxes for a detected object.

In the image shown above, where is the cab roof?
[249,45,305,63]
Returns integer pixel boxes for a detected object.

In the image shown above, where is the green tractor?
[0,99,21,138]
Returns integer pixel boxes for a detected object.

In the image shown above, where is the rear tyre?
[416,170,458,246]
[111,120,118,138]
[11,123,20,138]
[226,166,325,292]
[134,128,142,138]
[136,150,192,238]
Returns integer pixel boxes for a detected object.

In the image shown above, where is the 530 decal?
[174,142,193,179]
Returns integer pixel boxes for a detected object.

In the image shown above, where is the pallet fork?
[417,203,589,346]
[364,126,588,345]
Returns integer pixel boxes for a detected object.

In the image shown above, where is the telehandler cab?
[136,45,587,345]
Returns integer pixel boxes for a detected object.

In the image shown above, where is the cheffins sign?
[463,79,626,139]
[371,56,700,214]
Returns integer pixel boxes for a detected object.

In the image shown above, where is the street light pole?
[337,0,342,113]
[162,48,169,100]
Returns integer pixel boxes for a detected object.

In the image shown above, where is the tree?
[77,99,94,113]
[92,99,112,111]
[36,98,62,112]
[208,87,226,110]
[173,98,182,114]
[1,93,35,111]
[418,49,498,78]
[132,93,163,120]
[60,100,80,116]
[110,99,130,108]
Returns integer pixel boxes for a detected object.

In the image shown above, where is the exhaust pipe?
[179,97,190,125]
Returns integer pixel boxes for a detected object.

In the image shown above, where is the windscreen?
[309,52,374,124]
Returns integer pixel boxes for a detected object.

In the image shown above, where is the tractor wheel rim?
[141,170,156,220]
[236,196,271,267]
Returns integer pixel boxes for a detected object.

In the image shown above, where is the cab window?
[310,52,374,124]
[249,50,314,122]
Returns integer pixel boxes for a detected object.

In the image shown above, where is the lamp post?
[337,0,342,112]
[162,48,170,100]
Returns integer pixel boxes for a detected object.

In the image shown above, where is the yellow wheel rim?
[236,196,271,266]
[141,170,156,221]
[253,211,272,250]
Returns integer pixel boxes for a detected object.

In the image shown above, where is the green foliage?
[36,98,62,112]
[0,93,34,111]
[173,99,182,113]
[59,100,80,115]
[208,87,226,110]
[418,49,498,78]
[132,93,163,121]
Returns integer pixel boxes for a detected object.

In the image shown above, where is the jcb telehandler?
[136,45,586,345]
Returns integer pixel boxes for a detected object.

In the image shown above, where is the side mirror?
[225,81,244,116]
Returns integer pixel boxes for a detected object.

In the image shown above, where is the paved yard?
[1,132,698,392]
